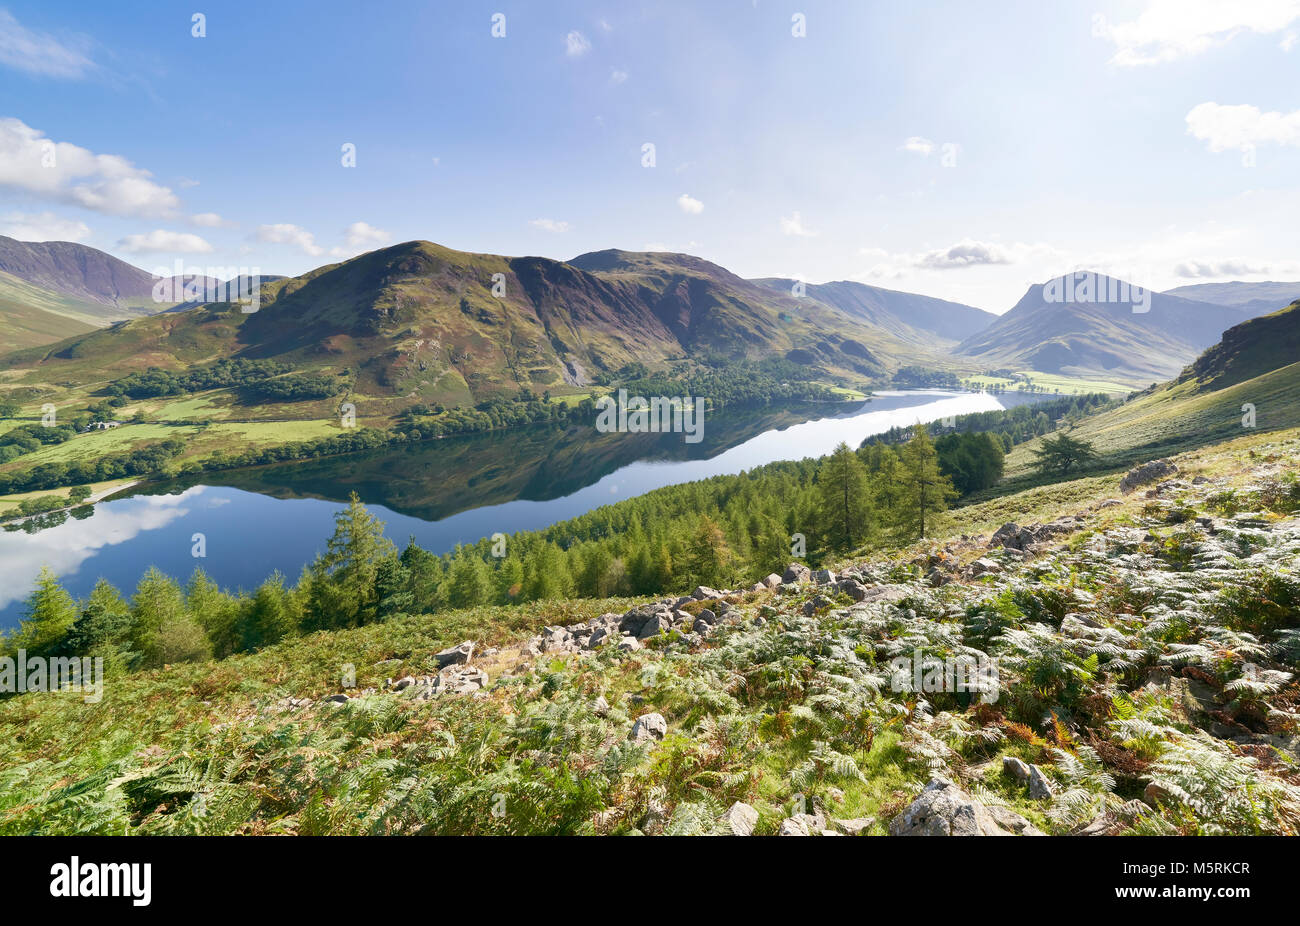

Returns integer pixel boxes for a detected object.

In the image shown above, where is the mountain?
[750,277,997,344]
[1163,281,1300,320]
[0,236,163,316]
[1005,300,1300,474]
[3,241,953,412]
[955,272,1242,386]
[1177,301,1300,392]
[0,271,98,353]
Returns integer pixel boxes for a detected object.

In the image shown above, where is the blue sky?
[2,0,1300,311]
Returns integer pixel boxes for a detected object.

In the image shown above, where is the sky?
[2,0,1300,312]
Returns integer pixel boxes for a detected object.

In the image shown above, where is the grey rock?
[1028,764,1055,801]
[811,568,837,585]
[762,573,784,588]
[837,578,868,601]
[889,778,1034,836]
[637,615,670,639]
[434,641,475,667]
[831,817,875,836]
[629,712,668,743]
[721,801,759,836]
[782,563,812,584]
[617,636,642,652]
[691,586,725,601]
[1120,459,1178,495]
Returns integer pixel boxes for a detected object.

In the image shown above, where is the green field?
[965,369,1134,395]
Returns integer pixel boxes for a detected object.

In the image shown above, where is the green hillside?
[1005,303,1300,477]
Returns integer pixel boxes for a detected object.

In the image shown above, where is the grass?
[0,423,196,469]
[965,369,1133,395]
[202,420,341,444]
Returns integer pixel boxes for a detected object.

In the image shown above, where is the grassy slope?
[1002,306,1300,480]
[2,427,1298,835]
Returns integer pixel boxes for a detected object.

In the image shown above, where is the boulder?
[636,615,670,639]
[990,522,1024,550]
[889,778,1039,836]
[811,568,837,585]
[831,817,874,836]
[629,712,668,743]
[837,579,868,601]
[1027,764,1055,801]
[617,636,642,652]
[782,563,812,584]
[691,586,725,601]
[762,573,784,589]
[697,608,717,625]
[778,812,826,836]
[1120,459,1178,495]
[968,558,1002,578]
[434,641,475,667]
[721,801,759,836]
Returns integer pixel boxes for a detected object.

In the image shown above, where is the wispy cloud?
[1098,0,1300,67]
[899,136,935,157]
[0,9,95,79]
[779,212,817,237]
[257,223,323,256]
[0,210,89,242]
[565,30,591,57]
[118,229,213,254]
[530,218,571,233]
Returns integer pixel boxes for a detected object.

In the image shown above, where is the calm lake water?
[0,390,1048,627]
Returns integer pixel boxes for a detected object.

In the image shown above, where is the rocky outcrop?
[1120,459,1178,494]
[889,779,1044,836]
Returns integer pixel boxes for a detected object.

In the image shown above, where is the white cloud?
[118,229,214,254]
[899,136,935,157]
[1174,258,1272,277]
[191,212,227,227]
[529,218,571,233]
[0,210,90,241]
[1283,30,1299,50]
[0,9,94,79]
[1099,0,1300,66]
[676,193,704,214]
[779,211,817,237]
[857,239,1059,279]
[565,30,591,57]
[610,68,628,84]
[914,239,1015,270]
[0,118,180,218]
[329,221,392,256]
[257,223,323,256]
[1186,101,1300,151]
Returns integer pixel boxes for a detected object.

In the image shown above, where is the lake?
[0,390,1048,627]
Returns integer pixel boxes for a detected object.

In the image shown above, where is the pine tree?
[817,442,872,552]
[523,542,573,600]
[898,424,958,540]
[66,578,134,665]
[445,547,490,609]
[10,567,77,657]
[685,516,732,588]
[307,492,396,629]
